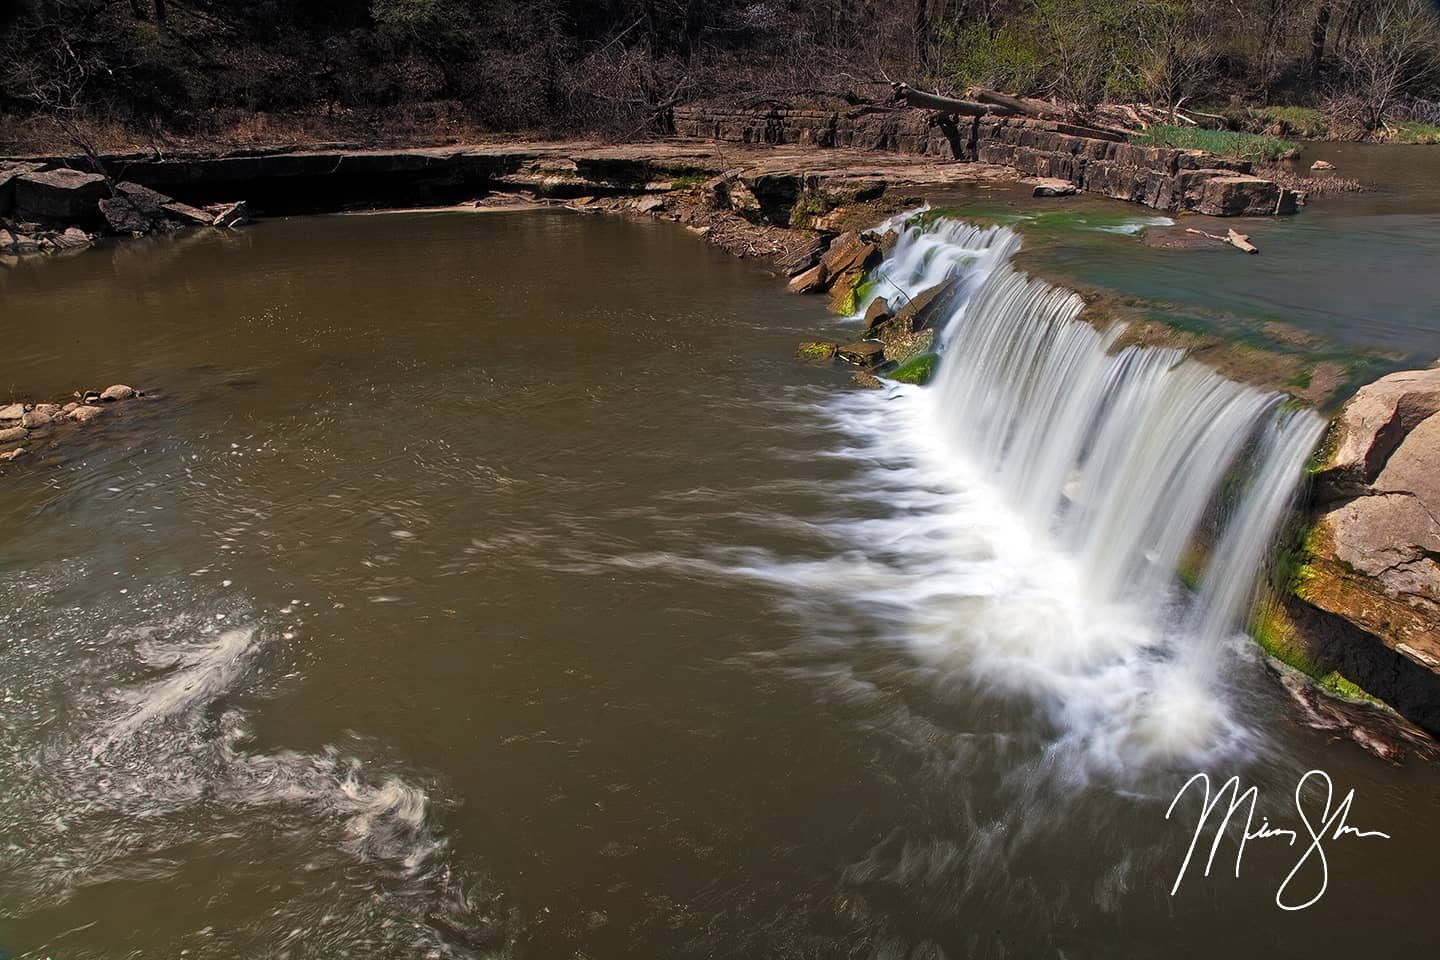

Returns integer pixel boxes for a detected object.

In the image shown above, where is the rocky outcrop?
[1285,366,1440,734]
[674,105,1298,216]
[0,159,249,261]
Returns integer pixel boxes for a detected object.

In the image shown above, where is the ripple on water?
[0,574,512,958]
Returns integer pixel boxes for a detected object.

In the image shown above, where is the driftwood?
[890,82,1004,117]
[1186,227,1260,254]
[967,87,1068,121]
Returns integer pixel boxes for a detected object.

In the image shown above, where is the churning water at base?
[813,212,1326,773]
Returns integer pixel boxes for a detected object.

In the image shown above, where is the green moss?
[1305,422,1339,475]
[789,190,836,229]
[888,352,939,385]
[795,341,836,361]
[1129,125,1298,162]
[832,274,875,316]
[669,173,706,191]
[1285,366,1314,390]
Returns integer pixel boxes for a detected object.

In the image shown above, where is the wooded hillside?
[4,0,1439,150]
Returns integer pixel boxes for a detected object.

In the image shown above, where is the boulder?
[0,425,26,444]
[1312,367,1440,502]
[819,231,880,278]
[1311,159,1336,171]
[15,169,107,222]
[891,278,962,333]
[0,161,46,216]
[851,371,885,390]
[1031,177,1078,197]
[0,402,24,420]
[1193,174,1296,216]
[33,403,60,417]
[863,296,893,333]
[101,384,136,401]
[786,263,829,295]
[21,409,54,429]
[50,226,92,249]
[0,447,26,462]
[837,341,885,367]
[70,405,106,423]
[100,182,179,236]
[636,196,666,214]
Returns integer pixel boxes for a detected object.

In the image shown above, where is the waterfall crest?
[864,209,1325,707]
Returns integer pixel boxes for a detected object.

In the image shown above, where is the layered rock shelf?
[673,105,1300,215]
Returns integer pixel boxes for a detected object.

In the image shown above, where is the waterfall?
[864,209,1325,680]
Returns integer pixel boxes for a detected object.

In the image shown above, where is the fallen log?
[966,87,1068,121]
[1185,227,1260,254]
[1226,228,1258,254]
[890,82,1006,118]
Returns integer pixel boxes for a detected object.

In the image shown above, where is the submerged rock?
[850,371,884,390]
[20,409,54,429]
[1311,159,1337,171]
[0,425,27,444]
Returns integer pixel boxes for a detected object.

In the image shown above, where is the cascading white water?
[862,209,1325,729]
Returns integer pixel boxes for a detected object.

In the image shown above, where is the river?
[2,190,1438,958]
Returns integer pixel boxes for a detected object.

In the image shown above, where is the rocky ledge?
[1258,367,1440,737]
[0,385,148,467]
[674,105,1302,216]
[1,160,247,261]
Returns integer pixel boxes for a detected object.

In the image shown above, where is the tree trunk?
[968,87,1067,120]
[891,82,1003,117]
[153,0,166,28]
[1310,2,1332,79]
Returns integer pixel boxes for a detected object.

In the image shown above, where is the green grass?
[1392,121,1440,144]
[1129,124,1299,162]
[1251,105,1327,138]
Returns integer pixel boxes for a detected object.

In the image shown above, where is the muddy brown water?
[2,208,1439,959]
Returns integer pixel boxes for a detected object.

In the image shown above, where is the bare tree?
[1332,0,1440,132]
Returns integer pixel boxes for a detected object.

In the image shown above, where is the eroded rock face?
[1304,367,1440,676]
[1313,367,1440,501]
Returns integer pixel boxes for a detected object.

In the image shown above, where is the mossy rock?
[887,352,938,385]
[796,341,837,362]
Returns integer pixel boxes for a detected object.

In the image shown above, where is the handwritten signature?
[1165,769,1390,910]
